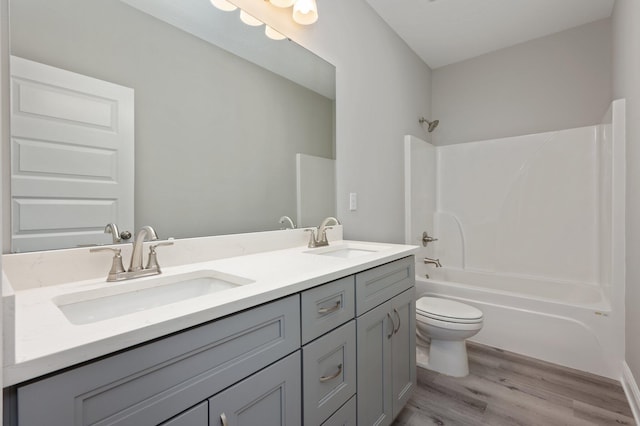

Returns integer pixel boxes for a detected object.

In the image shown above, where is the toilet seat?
[416,297,483,324]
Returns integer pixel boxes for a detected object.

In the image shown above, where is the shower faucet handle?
[422,231,438,247]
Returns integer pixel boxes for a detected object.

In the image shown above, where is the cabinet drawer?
[301,275,355,344]
[321,395,356,426]
[209,351,301,426]
[159,401,208,426]
[17,295,300,426]
[303,321,356,426]
[355,256,415,316]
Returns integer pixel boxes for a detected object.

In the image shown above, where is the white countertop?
[4,239,417,386]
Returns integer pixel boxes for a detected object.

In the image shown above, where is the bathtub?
[415,263,622,379]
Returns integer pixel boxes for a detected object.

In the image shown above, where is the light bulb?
[240,10,264,26]
[265,26,286,41]
[210,0,237,12]
[293,0,318,25]
[269,0,296,7]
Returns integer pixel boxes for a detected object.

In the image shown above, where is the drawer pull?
[387,312,395,339]
[393,308,401,334]
[318,300,341,315]
[220,413,229,426]
[319,364,343,382]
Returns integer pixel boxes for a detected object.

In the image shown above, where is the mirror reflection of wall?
[7,0,336,253]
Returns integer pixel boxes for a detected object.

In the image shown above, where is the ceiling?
[365,0,615,69]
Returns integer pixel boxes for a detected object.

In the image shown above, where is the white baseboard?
[622,361,640,424]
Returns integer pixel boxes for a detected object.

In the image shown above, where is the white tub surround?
[2,226,418,386]
[405,100,626,379]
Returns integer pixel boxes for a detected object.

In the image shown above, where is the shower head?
[419,117,439,132]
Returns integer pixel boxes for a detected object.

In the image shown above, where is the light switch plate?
[349,193,357,211]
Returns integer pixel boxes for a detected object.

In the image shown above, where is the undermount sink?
[305,243,385,259]
[54,270,254,325]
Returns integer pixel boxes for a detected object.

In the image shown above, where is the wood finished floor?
[393,343,636,426]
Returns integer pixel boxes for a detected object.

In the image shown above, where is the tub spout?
[424,257,442,268]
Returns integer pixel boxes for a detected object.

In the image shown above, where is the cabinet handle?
[387,312,395,339]
[393,308,401,334]
[319,364,343,382]
[220,413,228,426]
[318,300,341,315]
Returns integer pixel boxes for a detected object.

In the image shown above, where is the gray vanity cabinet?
[321,396,356,426]
[302,321,356,425]
[300,276,355,345]
[301,274,356,426]
[14,295,300,426]
[355,257,416,426]
[208,351,301,426]
[8,255,416,426]
[160,402,208,426]
[390,289,417,416]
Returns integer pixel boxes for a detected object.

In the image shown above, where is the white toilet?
[415,297,484,377]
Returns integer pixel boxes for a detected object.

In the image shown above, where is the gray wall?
[613,0,640,394]
[9,0,334,241]
[432,19,612,146]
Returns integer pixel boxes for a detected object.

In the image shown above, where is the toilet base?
[417,339,470,377]
[416,345,430,370]
[429,339,470,377]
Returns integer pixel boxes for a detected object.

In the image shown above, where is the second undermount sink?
[54,270,254,325]
[305,243,386,259]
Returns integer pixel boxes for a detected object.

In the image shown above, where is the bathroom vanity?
[2,230,417,425]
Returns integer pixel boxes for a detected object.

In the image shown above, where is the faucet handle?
[146,241,174,271]
[149,241,174,252]
[422,231,438,247]
[90,247,126,281]
[305,228,319,248]
[318,226,333,244]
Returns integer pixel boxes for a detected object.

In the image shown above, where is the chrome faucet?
[279,216,296,230]
[103,223,132,244]
[104,223,121,244]
[129,226,159,272]
[91,226,173,282]
[306,217,340,248]
[318,217,340,245]
[424,257,442,268]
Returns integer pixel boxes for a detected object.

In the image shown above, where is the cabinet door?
[160,402,208,426]
[209,352,301,426]
[356,300,394,426]
[390,288,416,417]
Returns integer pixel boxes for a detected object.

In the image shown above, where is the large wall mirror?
[6,0,336,253]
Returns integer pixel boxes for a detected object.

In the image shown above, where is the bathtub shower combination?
[405,100,626,379]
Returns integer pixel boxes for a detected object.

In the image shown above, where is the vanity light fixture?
[267,0,319,26]
[239,9,264,26]
[265,26,287,40]
[269,0,296,7]
[210,0,238,12]
[293,0,318,25]
[210,0,318,43]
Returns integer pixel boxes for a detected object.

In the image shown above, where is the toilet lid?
[416,297,483,323]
